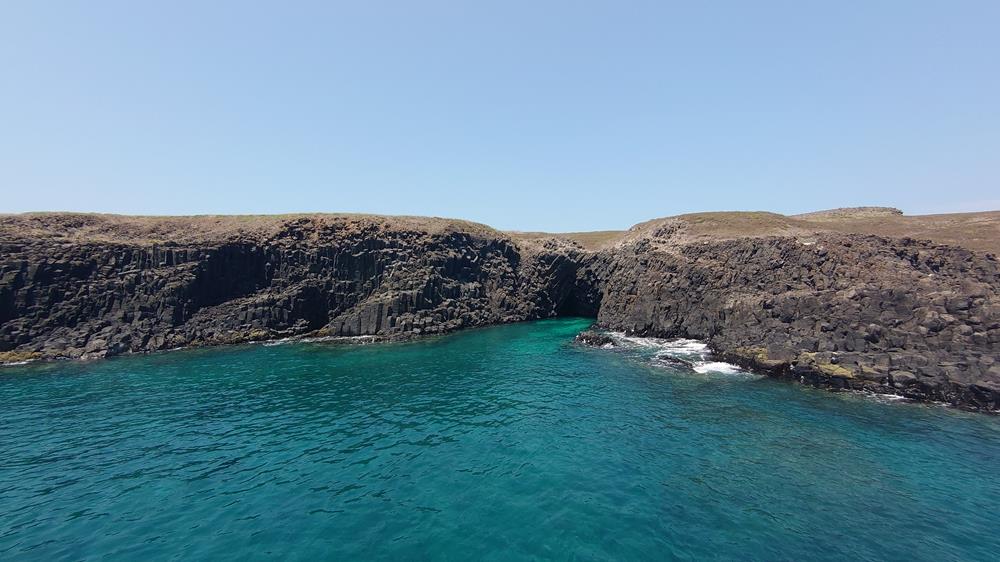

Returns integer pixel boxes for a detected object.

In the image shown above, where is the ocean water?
[2,319,1000,561]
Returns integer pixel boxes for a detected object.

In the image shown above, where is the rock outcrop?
[574,330,615,348]
[2,210,999,411]
[0,214,588,361]
[592,232,1000,410]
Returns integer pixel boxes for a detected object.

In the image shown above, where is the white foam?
[858,392,909,404]
[609,332,664,348]
[262,334,379,347]
[658,340,709,355]
[262,337,296,347]
[598,332,754,376]
[609,333,708,354]
[693,361,743,374]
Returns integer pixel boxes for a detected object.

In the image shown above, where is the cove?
[2,318,999,561]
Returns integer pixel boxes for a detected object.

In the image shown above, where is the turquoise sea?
[2,318,999,561]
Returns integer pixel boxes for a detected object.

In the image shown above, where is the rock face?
[591,232,1000,411]
[0,215,590,361]
[2,211,999,411]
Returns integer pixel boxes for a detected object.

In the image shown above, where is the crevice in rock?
[1,215,998,412]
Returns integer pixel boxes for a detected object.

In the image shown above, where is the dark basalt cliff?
[592,233,1000,410]
[0,215,591,360]
[2,211,998,411]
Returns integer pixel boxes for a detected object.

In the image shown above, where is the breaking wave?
[692,361,743,374]
[262,335,379,347]
[603,332,754,377]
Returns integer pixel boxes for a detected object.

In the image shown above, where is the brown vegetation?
[514,207,1000,254]
[4,207,997,254]
[0,212,500,245]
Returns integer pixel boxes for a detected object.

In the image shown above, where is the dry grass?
[0,212,500,244]
[793,207,903,220]
[2,207,997,254]
[810,212,1000,254]
[505,230,625,250]
[616,209,1000,254]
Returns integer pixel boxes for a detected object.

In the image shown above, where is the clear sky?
[1,1,997,231]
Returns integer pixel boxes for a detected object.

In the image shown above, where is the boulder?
[575,330,615,347]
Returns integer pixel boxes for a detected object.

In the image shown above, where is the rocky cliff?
[2,210,998,411]
[592,229,1000,410]
[0,214,590,361]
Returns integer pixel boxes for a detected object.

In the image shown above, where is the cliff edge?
[2,209,998,411]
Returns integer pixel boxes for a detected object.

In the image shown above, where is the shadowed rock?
[2,210,998,412]
[0,214,594,361]
[574,330,615,347]
[592,231,1000,411]
[654,355,694,369]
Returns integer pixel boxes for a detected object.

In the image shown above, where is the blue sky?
[1,1,997,231]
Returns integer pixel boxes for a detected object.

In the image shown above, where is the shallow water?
[2,318,999,561]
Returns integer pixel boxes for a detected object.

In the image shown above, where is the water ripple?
[1,319,1000,561]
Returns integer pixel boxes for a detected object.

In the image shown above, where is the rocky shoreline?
[589,232,1000,412]
[2,210,998,412]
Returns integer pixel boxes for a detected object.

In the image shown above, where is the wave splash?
[604,333,753,377]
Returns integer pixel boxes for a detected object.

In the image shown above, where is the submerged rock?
[655,354,694,369]
[574,330,615,347]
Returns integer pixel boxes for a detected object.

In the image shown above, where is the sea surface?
[2,318,1000,561]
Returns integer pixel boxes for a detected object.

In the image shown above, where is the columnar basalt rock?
[0,216,593,360]
[2,211,999,411]
[592,233,1000,411]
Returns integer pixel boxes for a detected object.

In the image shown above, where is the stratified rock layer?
[2,211,998,411]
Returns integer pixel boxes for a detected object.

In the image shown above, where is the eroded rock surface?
[592,231,1000,411]
[2,211,999,411]
[574,330,615,347]
[0,214,588,361]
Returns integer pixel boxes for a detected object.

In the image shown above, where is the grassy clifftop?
[0,212,501,245]
[3,207,998,253]
[512,208,1000,254]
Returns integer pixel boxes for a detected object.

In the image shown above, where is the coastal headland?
[2,207,998,410]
